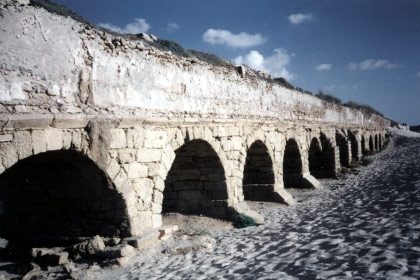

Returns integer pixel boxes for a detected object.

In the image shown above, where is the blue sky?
[53,0,420,125]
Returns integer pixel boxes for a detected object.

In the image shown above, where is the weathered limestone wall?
[0,1,389,240]
[0,1,389,129]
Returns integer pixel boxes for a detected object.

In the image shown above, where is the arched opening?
[361,135,367,155]
[308,137,323,178]
[347,130,359,160]
[283,139,303,188]
[242,141,275,201]
[369,135,374,151]
[0,150,130,247]
[319,133,337,178]
[379,135,383,149]
[162,140,229,218]
[374,135,379,151]
[336,132,350,167]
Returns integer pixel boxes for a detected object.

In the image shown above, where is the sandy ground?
[92,128,420,280]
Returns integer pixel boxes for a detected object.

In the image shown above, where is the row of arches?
[0,129,385,245]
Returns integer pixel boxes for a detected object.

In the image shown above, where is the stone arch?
[374,134,379,151]
[162,139,229,218]
[379,134,383,149]
[347,130,359,160]
[336,131,350,167]
[0,150,130,247]
[283,138,304,188]
[369,135,374,151]
[242,140,275,201]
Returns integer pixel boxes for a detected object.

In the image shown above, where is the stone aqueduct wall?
[0,1,389,241]
[0,116,387,239]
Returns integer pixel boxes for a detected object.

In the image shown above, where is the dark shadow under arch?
[308,137,323,178]
[347,130,359,160]
[0,150,130,247]
[369,135,374,151]
[309,135,336,178]
[361,135,367,155]
[336,132,350,167]
[242,140,275,201]
[375,135,379,150]
[163,140,229,218]
[283,139,303,188]
[319,133,337,178]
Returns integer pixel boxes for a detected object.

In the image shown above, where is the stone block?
[71,235,105,258]
[160,152,174,171]
[153,189,163,203]
[62,130,72,149]
[231,136,243,151]
[45,128,63,151]
[5,114,53,130]
[143,130,167,149]
[114,255,132,267]
[14,131,32,159]
[152,214,162,228]
[136,148,161,162]
[228,126,242,136]
[151,202,162,214]
[133,178,154,201]
[113,169,129,188]
[226,151,241,160]
[52,114,89,129]
[110,129,126,149]
[130,212,153,234]
[214,127,227,137]
[97,244,135,259]
[131,128,144,148]
[118,149,137,164]
[159,225,179,235]
[106,158,121,179]
[31,130,46,154]
[153,176,165,192]
[32,248,69,266]
[124,162,148,179]
[0,134,13,142]
[0,143,18,168]
[125,230,160,249]
[71,130,83,150]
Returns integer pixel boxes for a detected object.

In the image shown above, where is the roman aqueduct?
[0,1,388,244]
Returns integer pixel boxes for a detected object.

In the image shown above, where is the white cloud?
[348,59,398,71]
[202,28,266,48]
[315,64,332,71]
[288,13,313,24]
[233,48,294,80]
[417,72,420,79]
[166,22,180,33]
[98,18,151,34]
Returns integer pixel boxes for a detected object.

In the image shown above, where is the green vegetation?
[150,39,232,68]
[233,214,261,228]
[343,101,384,117]
[315,90,342,105]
